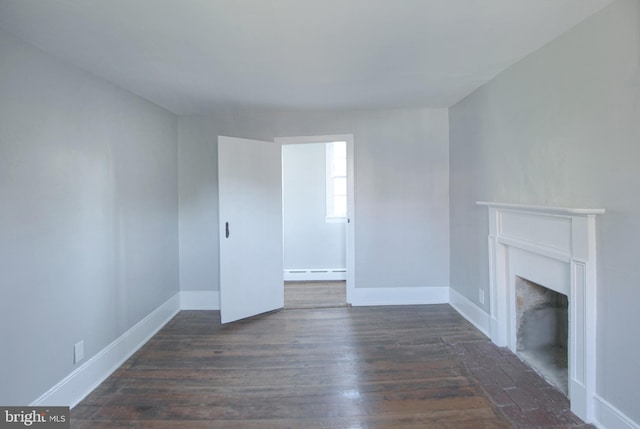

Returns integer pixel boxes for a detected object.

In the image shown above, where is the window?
[326,141,347,221]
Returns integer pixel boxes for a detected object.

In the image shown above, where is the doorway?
[277,135,355,308]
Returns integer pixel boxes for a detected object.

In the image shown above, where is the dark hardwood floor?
[71,305,591,428]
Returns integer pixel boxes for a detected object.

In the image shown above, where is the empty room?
[1,1,639,428]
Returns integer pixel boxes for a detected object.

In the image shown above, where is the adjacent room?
[1,1,638,428]
[281,139,349,309]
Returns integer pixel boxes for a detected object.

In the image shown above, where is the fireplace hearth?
[516,276,568,395]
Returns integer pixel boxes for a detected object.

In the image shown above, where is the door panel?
[218,136,283,324]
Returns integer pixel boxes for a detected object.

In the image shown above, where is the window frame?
[325,141,348,223]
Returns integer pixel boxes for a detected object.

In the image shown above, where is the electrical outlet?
[479,289,485,305]
[74,340,84,364]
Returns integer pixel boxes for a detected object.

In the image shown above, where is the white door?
[218,136,284,324]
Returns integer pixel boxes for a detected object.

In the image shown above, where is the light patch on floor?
[284,281,346,309]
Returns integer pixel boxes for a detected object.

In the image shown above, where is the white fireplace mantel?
[477,201,604,423]
[477,201,605,216]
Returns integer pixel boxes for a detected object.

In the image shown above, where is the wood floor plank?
[71,305,590,428]
[284,281,346,308]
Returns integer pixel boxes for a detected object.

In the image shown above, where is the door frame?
[275,134,355,304]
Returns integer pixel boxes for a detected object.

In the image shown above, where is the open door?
[218,136,284,324]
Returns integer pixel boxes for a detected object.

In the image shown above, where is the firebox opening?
[515,276,569,396]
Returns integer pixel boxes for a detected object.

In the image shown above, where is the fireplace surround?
[477,202,604,422]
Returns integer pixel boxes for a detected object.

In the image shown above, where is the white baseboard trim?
[284,268,347,281]
[349,286,449,306]
[594,395,640,429]
[31,292,181,408]
[180,291,220,310]
[449,288,491,338]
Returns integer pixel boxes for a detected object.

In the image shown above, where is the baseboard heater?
[284,268,347,281]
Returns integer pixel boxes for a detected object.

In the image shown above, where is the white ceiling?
[0,0,613,115]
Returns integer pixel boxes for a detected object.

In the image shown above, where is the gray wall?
[0,30,179,405]
[282,143,346,270]
[179,108,449,292]
[449,0,640,422]
[178,111,275,293]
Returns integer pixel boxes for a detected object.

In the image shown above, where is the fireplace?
[478,202,604,423]
[516,276,568,395]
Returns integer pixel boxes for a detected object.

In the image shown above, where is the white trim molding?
[284,268,347,281]
[180,291,220,310]
[31,293,181,408]
[594,395,640,429]
[449,288,491,338]
[349,286,449,307]
[476,201,605,216]
[478,202,604,423]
